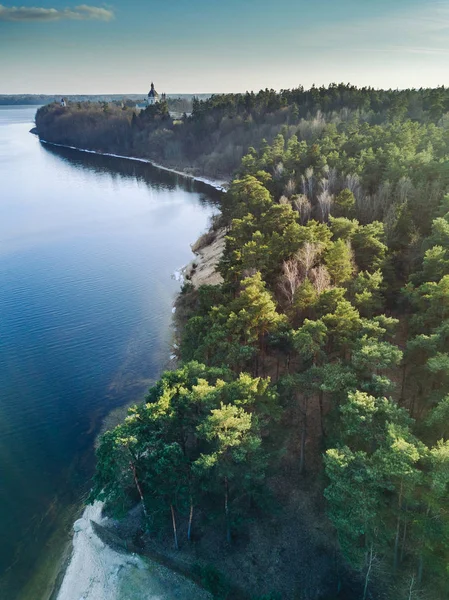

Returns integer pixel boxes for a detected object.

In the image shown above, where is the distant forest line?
[0,93,210,107]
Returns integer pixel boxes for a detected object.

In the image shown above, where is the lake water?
[0,106,218,600]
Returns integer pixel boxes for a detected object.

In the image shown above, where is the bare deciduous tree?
[305,167,314,199]
[300,174,308,197]
[371,181,392,221]
[327,167,339,195]
[310,264,331,293]
[407,575,416,600]
[292,194,312,224]
[278,258,302,305]
[318,166,340,198]
[284,178,296,198]
[345,172,367,214]
[297,241,322,278]
[317,190,334,222]
[397,176,414,204]
[273,161,284,179]
[279,241,322,304]
[319,176,330,195]
[345,173,361,196]
[298,116,326,140]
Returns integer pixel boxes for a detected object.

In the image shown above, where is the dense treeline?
[0,93,204,106]
[36,84,449,181]
[75,85,449,599]
[1,94,146,106]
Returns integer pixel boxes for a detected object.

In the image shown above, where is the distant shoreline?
[35,136,228,192]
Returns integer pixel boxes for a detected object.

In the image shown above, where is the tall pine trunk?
[400,505,408,563]
[187,497,194,542]
[417,553,423,585]
[299,398,308,475]
[225,477,231,543]
[170,504,179,550]
[393,482,403,572]
[400,364,407,401]
[363,542,374,600]
[407,575,415,600]
[129,460,148,519]
[318,390,325,438]
[418,506,431,584]
[394,516,401,573]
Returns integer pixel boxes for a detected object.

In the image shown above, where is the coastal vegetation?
[36,85,449,599]
[35,84,449,180]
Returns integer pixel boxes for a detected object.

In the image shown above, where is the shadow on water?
[41,142,222,206]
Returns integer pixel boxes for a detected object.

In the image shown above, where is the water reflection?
[41,142,220,202]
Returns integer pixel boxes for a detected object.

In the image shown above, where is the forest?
[35,84,449,181]
[37,85,449,599]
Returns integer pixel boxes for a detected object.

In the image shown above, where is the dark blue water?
[0,106,218,599]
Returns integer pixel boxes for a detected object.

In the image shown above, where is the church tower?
[147,82,159,106]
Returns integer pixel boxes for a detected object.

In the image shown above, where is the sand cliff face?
[184,228,226,288]
[56,502,211,600]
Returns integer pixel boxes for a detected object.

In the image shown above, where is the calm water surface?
[0,106,218,599]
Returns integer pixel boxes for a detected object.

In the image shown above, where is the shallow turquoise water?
[0,106,218,599]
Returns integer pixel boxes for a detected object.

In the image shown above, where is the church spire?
[147,81,159,105]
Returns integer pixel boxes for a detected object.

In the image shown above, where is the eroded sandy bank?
[56,502,211,600]
[184,228,226,288]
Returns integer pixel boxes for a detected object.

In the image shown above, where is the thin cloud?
[0,3,114,22]
[294,1,449,59]
[388,45,449,56]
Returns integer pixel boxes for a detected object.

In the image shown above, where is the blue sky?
[1,0,449,93]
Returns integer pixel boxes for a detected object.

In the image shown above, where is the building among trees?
[147,82,159,105]
[135,81,165,110]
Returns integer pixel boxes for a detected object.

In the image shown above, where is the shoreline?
[42,138,228,600]
[36,137,228,192]
[55,502,212,600]
[52,259,221,600]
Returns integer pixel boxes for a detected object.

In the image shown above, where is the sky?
[1,0,449,94]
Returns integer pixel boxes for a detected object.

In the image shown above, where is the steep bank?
[93,481,354,600]
[184,228,226,288]
[56,503,212,600]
